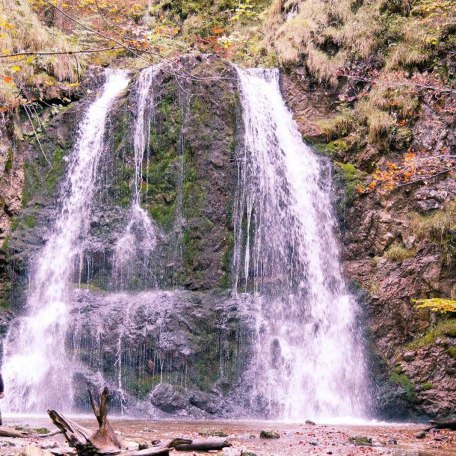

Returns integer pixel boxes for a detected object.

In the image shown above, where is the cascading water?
[113,67,158,290]
[1,61,368,420]
[3,70,130,412]
[234,68,367,420]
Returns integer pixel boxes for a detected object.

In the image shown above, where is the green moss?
[23,215,37,229]
[2,236,11,250]
[220,231,234,288]
[390,369,417,402]
[128,375,161,400]
[43,146,67,193]
[182,180,205,219]
[150,203,177,229]
[420,381,433,391]
[4,148,13,172]
[198,429,228,438]
[182,229,199,265]
[317,113,355,140]
[447,347,456,359]
[10,218,19,232]
[22,161,41,207]
[335,162,365,207]
[145,83,182,229]
[325,139,349,155]
[112,164,134,207]
[190,97,211,124]
[407,319,456,349]
[349,436,372,446]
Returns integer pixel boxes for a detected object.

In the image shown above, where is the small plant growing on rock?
[413,298,456,313]
[384,243,415,261]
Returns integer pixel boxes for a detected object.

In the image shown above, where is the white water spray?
[3,70,130,412]
[114,67,157,289]
[234,68,367,420]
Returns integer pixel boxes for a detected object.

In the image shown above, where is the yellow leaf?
[11,65,21,72]
[25,56,34,64]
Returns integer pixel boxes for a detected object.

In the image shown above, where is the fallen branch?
[0,47,123,59]
[0,428,30,438]
[174,438,231,451]
[37,429,64,438]
[426,419,456,431]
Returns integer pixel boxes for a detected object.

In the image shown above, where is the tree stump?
[48,387,123,455]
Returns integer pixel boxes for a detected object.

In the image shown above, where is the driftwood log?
[47,388,231,455]
[0,427,30,438]
[173,438,231,451]
[426,419,456,431]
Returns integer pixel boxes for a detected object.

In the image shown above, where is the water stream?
[113,66,158,290]
[234,68,367,420]
[3,70,130,412]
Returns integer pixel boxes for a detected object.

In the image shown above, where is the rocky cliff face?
[281,65,456,420]
[1,40,455,419]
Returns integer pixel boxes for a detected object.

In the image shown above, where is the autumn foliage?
[358,151,456,193]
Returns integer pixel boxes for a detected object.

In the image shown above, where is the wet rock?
[349,436,372,446]
[240,452,257,456]
[259,430,280,439]
[21,446,54,456]
[150,383,189,413]
[39,442,57,450]
[222,449,240,456]
[305,420,316,425]
[403,351,415,362]
[415,431,426,439]
[198,429,228,437]
[190,390,224,415]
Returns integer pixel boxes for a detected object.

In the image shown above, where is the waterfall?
[113,66,158,290]
[234,68,367,420]
[3,70,130,412]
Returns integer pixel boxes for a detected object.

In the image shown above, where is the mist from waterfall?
[2,70,130,412]
[234,68,368,420]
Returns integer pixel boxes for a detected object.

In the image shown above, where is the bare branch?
[23,105,52,168]
[0,47,123,59]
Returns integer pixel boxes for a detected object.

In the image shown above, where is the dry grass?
[410,200,456,266]
[411,201,456,240]
[0,0,84,105]
[316,110,355,139]
[264,0,383,82]
[384,243,416,262]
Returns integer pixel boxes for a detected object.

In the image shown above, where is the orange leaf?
[3,76,13,84]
